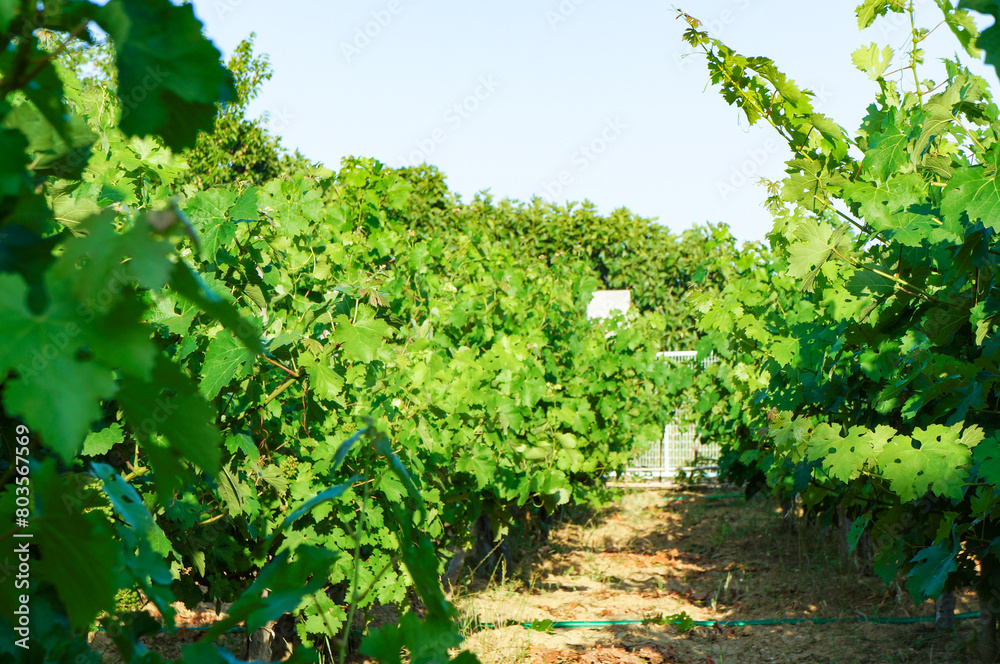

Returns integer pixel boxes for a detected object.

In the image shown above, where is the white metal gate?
[623,351,719,480]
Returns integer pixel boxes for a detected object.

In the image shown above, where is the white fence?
[623,351,719,480]
[624,423,722,480]
[655,350,717,370]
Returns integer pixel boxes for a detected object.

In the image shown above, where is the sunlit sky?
[187,1,997,244]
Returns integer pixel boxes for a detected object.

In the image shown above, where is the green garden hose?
[522,612,980,629]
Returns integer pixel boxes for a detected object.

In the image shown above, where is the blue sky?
[188,1,996,244]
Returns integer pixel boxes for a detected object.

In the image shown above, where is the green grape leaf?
[32,460,119,630]
[259,176,324,236]
[862,123,909,182]
[183,188,238,261]
[200,331,255,400]
[92,462,174,561]
[226,432,260,463]
[857,0,899,28]
[906,541,959,602]
[82,424,125,456]
[770,337,800,365]
[787,221,850,290]
[874,534,906,585]
[809,424,872,482]
[912,425,975,499]
[851,43,894,80]
[958,424,986,449]
[257,465,289,494]
[845,267,895,298]
[217,464,251,516]
[361,620,406,664]
[333,304,391,363]
[230,186,259,219]
[456,448,494,488]
[867,425,899,457]
[117,354,222,490]
[3,101,95,179]
[52,211,173,301]
[377,470,407,503]
[768,412,811,451]
[941,163,1000,232]
[939,2,981,57]
[306,359,344,401]
[278,478,360,533]
[847,514,870,555]
[842,174,939,246]
[877,435,926,502]
[96,0,235,150]
[780,158,834,213]
[199,545,339,640]
[0,274,117,460]
[17,50,71,142]
[973,435,1000,484]
[922,304,971,346]
[877,425,974,501]
[960,0,1000,71]
[168,260,264,354]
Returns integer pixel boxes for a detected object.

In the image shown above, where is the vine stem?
[339,481,370,664]
[908,1,923,103]
[829,246,937,304]
[820,199,869,234]
[194,512,227,526]
[122,466,150,482]
[263,376,298,406]
[264,355,298,378]
[692,43,793,151]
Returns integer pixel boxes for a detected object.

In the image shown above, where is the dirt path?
[456,488,980,664]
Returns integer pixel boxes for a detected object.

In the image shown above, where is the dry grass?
[459,591,534,664]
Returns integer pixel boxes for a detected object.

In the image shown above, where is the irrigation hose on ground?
[511,612,981,629]
[663,493,745,501]
[105,610,980,637]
